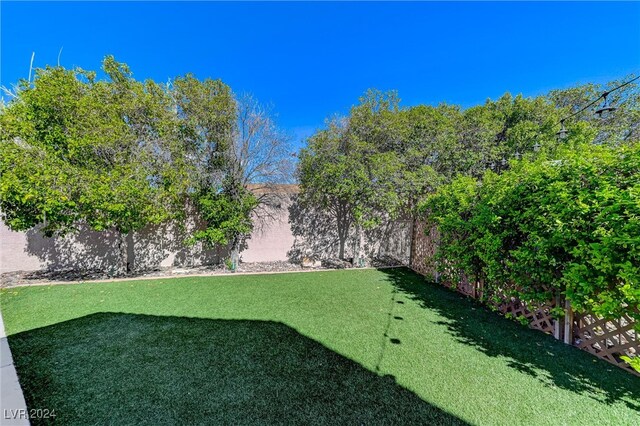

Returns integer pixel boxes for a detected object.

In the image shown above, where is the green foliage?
[173,80,289,253]
[1,67,86,235]
[298,120,399,227]
[0,140,80,235]
[0,56,285,271]
[191,185,258,248]
[0,58,201,274]
[298,91,442,258]
[172,74,236,188]
[170,74,244,251]
[620,356,640,373]
[0,61,184,240]
[549,77,640,144]
[423,141,640,327]
[298,83,624,260]
[223,257,234,271]
[3,55,637,287]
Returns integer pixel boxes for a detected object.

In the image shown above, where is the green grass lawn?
[1,268,638,425]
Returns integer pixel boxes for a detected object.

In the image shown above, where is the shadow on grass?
[8,313,467,426]
[379,268,640,411]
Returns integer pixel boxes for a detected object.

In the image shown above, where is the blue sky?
[2,1,639,149]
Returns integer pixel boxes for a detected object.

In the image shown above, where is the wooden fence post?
[409,219,416,270]
[553,295,563,340]
[563,300,574,345]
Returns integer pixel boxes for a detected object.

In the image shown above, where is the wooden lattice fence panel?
[409,220,638,375]
[444,273,477,298]
[573,313,639,375]
[496,297,557,335]
[410,221,556,334]
[410,221,439,278]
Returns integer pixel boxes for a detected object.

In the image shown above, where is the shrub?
[422,142,640,328]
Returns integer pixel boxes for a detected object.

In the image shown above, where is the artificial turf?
[0,268,638,425]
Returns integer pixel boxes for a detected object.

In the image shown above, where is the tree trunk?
[336,204,350,261]
[116,231,128,276]
[358,225,365,267]
[352,224,360,266]
[337,219,349,260]
[338,234,346,260]
[126,231,135,273]
[230,236,240,272]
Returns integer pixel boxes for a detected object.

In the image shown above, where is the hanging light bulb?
[501,158,507,166]
[533,142,541,152]
[595,92,616,118]
[556,120,568,140]
[514,151,521,160]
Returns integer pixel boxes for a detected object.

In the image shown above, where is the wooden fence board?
[409,220,639,376]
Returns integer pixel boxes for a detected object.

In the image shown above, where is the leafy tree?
[180,88,293,267]
[172,74,236,190]
[548,76,639,144]
[0,66,88,235]
[81,58,187,273]
[455,93,563,177]
[224,94,293,265]
[190,185,257,258]
[350,90,441,215]
[298,118,370,260]
[1,58,186,274]
[1,58,291,273]
[399,104,460,182]
[422,139,640,329]
[298,89,565,262]
[298,91,406,261]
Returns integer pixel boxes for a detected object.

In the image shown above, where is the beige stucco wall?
[241,217,295,263]
[1,222,44,273]
[0,193,410,274]
[0,212,284,274]
[0,221,123,274]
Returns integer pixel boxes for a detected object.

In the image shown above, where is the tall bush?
[423,141,640,327]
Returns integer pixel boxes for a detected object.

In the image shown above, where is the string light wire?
[559,74,640,124]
